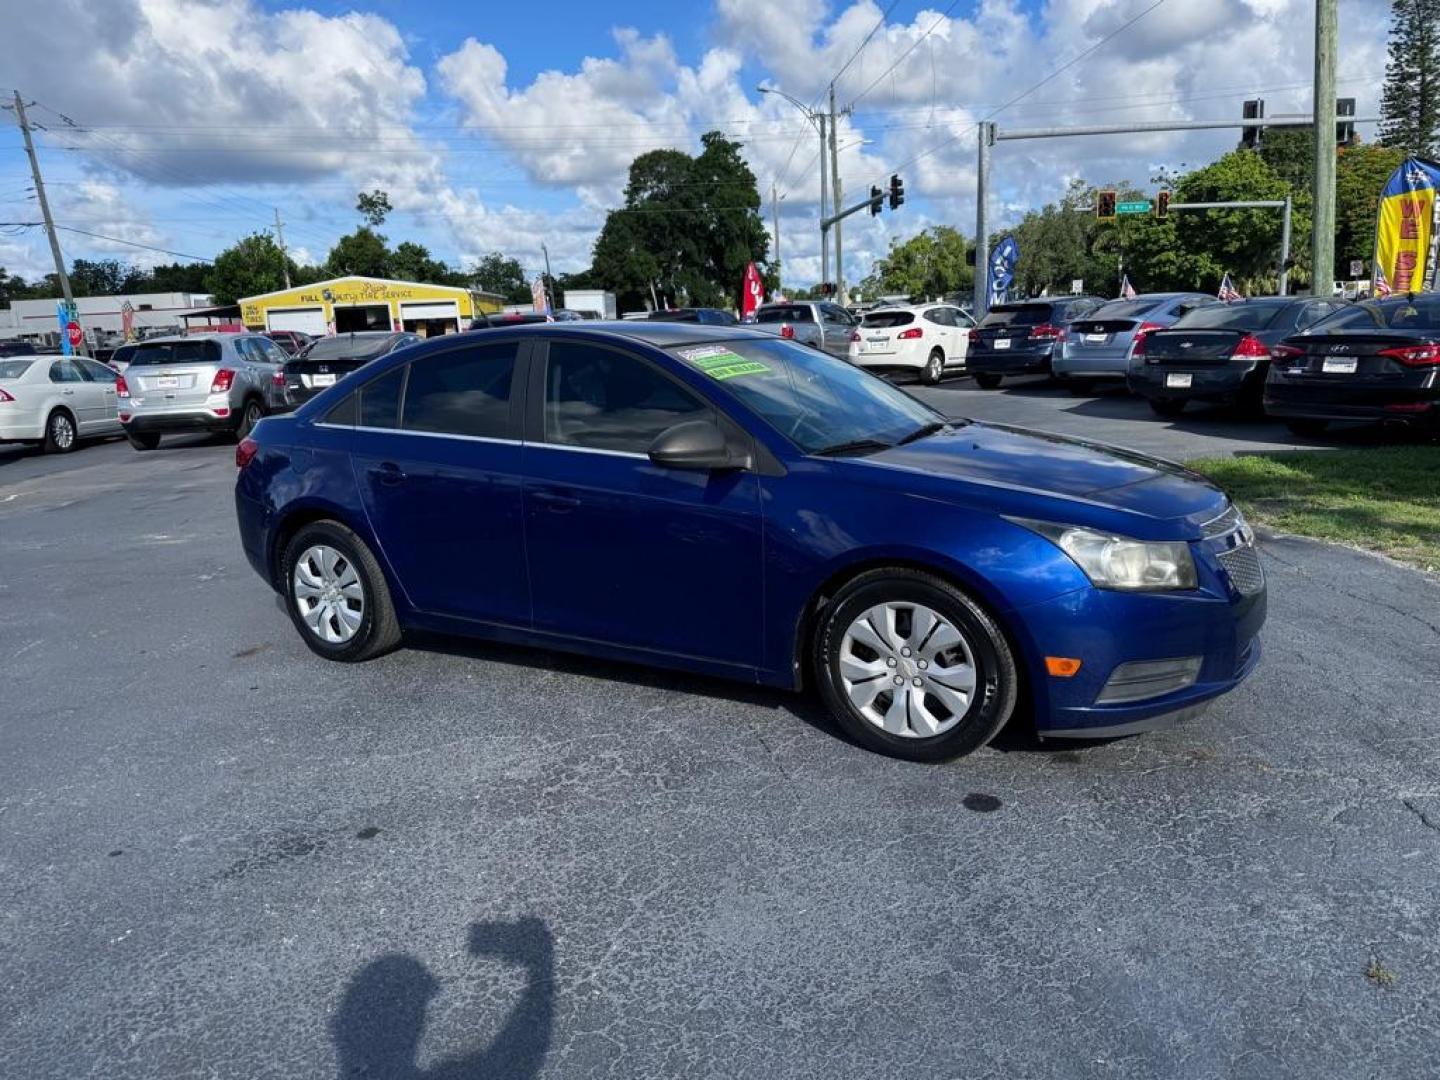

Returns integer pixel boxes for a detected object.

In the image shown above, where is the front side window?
[666,337,941,455]
[358,366,405,429]
[402,343,516,439]
[544,341,709,453]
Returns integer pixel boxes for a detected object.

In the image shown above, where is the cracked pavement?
[1,419,1437,1079]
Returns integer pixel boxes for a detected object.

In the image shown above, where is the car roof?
[125,333,258,343]
[459,319,781,350]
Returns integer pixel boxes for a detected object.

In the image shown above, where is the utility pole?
[771,182,781,294]
[1312,0,1338,297]
[973,121,994,316]
[9,90,86,356]
[818,111,829,295]
[1279,194,1293,296]
[273,207,292,289]
[829,82,845,305]
[541,242,555,311]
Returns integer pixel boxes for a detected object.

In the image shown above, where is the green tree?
[591,132,770,309]
[858,226,973,300]
[1337,143,1407,276]
[121,261,211,293]
[326,227,391,278]
[1257,126,1313,190]
[1380,0,1440,155]
[1007,179,1148,297]
[69,258,129,296]
[390,241,461,285]
[204,232,294,305]
[356,189,393,228]
[467,251,531,302]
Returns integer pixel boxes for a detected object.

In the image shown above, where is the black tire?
[974,373,1002,390]
[1285,418,1329,437]
[1149,398,1187,418]
[1065,378,1092,396]
[813,568,1019,762]
[126,432,161,451]
[236,397,265,441]
[42,409,78,454]
[920,349,944,385]
[281,520,401,662]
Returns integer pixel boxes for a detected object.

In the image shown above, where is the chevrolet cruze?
[234,323,1265,761]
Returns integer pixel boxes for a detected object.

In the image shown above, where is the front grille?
[1218,546,1265,596]
[1201,503,1243,538]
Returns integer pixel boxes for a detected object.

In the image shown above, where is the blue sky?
[0,0,1391,295]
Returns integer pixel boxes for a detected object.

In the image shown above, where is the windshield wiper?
[811,438,894,457]
[894,420,949,446]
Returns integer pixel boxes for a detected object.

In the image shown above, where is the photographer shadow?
[333,917,553,1079]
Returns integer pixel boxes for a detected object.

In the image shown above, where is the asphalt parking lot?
[3,386,1438,1079]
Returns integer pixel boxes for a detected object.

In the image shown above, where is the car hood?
[863,421,1226,526]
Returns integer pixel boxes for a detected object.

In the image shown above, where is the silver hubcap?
[928,355,941,378]
[292,544,364,644]
[838,601,977,738]
[52,415,73,448]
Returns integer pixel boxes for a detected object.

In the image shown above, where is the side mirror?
[648,419,750,472]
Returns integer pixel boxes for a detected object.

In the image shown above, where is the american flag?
[1217,272,1243,302]
[1120,274,1136,299]
[1373,265,1391,298]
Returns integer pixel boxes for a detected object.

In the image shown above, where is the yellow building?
[238,276,504,339]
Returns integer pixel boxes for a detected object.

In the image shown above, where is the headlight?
[1012,519,1197,591]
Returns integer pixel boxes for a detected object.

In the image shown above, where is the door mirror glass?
[648,419,750,471]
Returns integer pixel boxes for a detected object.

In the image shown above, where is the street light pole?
[771,182,782,294]
[829,82,845,305]
[759,85,828,293]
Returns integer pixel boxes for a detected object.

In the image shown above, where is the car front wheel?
[282,521,401,662]
[814,569,1018,761]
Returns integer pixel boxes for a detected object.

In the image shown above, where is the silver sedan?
[0,354,123,453]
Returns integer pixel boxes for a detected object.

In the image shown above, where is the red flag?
[741,262,763,320]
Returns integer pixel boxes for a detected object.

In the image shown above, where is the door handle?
[369,462,407,486]
[531,488,580,512]
[62,389,75,396]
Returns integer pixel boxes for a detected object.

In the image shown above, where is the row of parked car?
[845,291,1440,436]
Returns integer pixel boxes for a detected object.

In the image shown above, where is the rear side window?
[756,305,812,324]
[358,366,405,429]
[981,305,1050,327]
[863,311,915,328]
[0,359,35,379]
[544,341,709,453]
[126,341,222,366]
[402,343,516,439]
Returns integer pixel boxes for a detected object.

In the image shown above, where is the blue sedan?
[234,322,1265,761]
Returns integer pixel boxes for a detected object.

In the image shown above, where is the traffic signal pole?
[1313,0,1338,296]
[972,113,1374,314]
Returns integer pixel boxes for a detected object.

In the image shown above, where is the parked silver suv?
[118,333,289,451]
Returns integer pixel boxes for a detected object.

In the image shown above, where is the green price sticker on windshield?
[677,345,771,381]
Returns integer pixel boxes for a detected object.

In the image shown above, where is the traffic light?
[888,173,905,211]
[1155,190,1171,219]
[1337,97,1356,145]
[869,185,884,216]
[1096,190,1117,221]
[1241,98,1264,150]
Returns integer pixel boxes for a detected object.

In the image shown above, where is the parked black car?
[1265,295,1440,435]
[0,340,37,357]
[646,307,738,325]
[1128,296,1345,417]
[966,297,1104,388]
[280,331,419,408]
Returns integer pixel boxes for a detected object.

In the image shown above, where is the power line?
[830,0,904,93]
[848,0,963,110]
[0,221,211,261]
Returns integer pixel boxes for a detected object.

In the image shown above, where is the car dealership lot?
[2,400,1438,1078]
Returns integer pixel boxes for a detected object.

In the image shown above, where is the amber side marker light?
[1045,657,1083,677]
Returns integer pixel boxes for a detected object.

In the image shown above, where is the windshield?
[1091,298,1164,320]
[305,335,392,360]
[126,340,222,366]
[0,359,35,379]
[667,337,942,454]
[980,304,1051,327]
[1175,304,1286,330]
[756,305,811,324]
[1309,298,1440,332]
[862,311,916,328]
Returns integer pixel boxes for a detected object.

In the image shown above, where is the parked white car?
[847,303,976,384]
[0,354,123,453]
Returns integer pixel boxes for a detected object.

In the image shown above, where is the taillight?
[1030,323,1062,339]
[780,324,794,339]
[849,330,861,342]
[968,329,981,345]
[1378,343,1440,367]
[235,436,259,469]
[1135,321,1164,337]
[272,370,287,387]
[210,368,235,393]
[1230,335,1270,359]
[0,388,13,403]
[898,327,923,340]
[1131,333,1148,359]
[1271,343,1306,361]
[115,374,130,399]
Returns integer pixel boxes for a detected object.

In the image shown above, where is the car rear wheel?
[236,398,264,441]
[282,521,401,662]
[1149,398,1186,418]
[814,569,1018,761]
[43,409,77,454]
[126,432,161,451]
[1285,418,1329,437]
[920,349,944,385]
[974,374,1002,390]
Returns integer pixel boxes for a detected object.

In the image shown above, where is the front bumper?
[967,346,1054,375]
